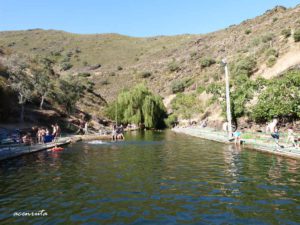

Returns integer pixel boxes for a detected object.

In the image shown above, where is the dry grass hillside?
[1,4,300,122]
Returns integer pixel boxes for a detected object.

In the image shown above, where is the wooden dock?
[0,138,71,161]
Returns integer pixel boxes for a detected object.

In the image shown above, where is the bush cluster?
[139,71,152,78]
[170,78,193,94]
[200,58,216,68]
[294,29,300,42]
[281,29,291,38]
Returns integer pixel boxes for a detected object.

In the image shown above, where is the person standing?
[267,118,282,148]
[287,127,298,148]
[111,125,117,141]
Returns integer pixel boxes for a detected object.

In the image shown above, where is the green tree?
[106,84,166,128]
[54,76,87,114]
[7,55,34,122]
[251,70,300,122]
[171,93,203,119]
[31,57,56,109]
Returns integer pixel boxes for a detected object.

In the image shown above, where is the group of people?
[111,124,125,141]
[266,119,299,148]
[21,123,61,145]
[229,118,299,148]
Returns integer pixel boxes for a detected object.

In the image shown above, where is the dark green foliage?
[245,29,252,35]
[61,62,73,71]
[250,37,261,46]
[230,75,263,119]
[261,34,273,43]
[66,51,73,57]
[171,78,193,94]
[61,56,71,63]
[171,93,203,119]
[232,57,257,77]
[106,84,166,128]
[272,17,278,22]
[171,81,185,93]
[196,86,205,94]
[140,71,152,78]
[281,28,291,38]
[200,58,216,68]
[293,29,300,42]
[206,82,224,102]
[168,60,180,72]
[265,48,278,57]
[117,66,123,71]
[266,56,277,67]
[190,51,198,59]
[100,80,109,85]
[251,70,300,122]
[206,75,267,120]
[78,72,91,78]
[54,76,87,113]
[109,72,116,76]
[164,114,178,128]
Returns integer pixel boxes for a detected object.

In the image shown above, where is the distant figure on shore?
[117,124,125,140]
[111,125,117,141]
[200,118,208,128]
[266,119,278,133]
[84,122,88,134]
[287,127,298,148]
[55,123,61,140]
[233,129,242,145]
[266,119,281,146]
[52,124,57,137]
[222,122,228,132]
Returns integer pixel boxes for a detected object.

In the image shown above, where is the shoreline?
[172,127,300,160]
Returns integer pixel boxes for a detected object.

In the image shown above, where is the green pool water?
[1,130,300,224]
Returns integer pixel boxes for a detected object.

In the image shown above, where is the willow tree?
[106,84,166,128]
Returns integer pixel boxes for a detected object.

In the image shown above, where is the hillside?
[1,4,300,125]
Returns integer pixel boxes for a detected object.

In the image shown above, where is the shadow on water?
[1,130,300,224]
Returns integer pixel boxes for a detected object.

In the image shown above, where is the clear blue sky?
[0,0,299,37]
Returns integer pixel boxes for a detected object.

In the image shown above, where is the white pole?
[115,102,118,126]
[223,59,233,139]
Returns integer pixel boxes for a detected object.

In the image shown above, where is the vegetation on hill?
[1,4,300,126]
[0,53,105,123]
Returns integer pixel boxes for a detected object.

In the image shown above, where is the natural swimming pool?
[1,130,300,224]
